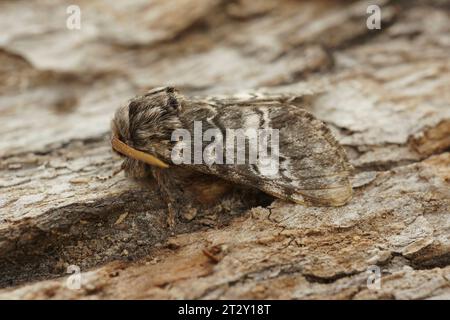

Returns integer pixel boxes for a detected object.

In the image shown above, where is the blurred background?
[1,0,449,157]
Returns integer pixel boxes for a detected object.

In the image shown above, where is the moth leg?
[151,166,274,228]
[152,169,179,228]
[112,162,125,176]
[166,201,177,228]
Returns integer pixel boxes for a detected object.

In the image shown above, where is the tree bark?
[0,0,449,299]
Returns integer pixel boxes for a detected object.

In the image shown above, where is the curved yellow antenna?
[111,137,169,169]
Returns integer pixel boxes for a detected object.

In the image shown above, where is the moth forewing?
[151,99,352,207]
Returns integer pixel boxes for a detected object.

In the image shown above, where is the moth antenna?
[111,137,169,169]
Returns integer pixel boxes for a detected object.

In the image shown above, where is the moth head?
[111,86,183,177]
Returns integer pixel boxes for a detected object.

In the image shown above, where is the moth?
[111,87,352,226]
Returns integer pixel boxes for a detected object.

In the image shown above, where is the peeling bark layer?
[0,0,449,299]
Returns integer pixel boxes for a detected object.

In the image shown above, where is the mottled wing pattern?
[154,94,353,206]
[195,91,313,107]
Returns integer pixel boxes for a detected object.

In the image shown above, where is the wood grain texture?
[0,0,449,299]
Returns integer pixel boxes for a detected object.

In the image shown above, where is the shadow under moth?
[111,87,353,226]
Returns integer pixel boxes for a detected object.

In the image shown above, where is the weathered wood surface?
[0,0,449,299]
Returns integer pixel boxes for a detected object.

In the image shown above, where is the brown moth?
[111,87,352,225]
